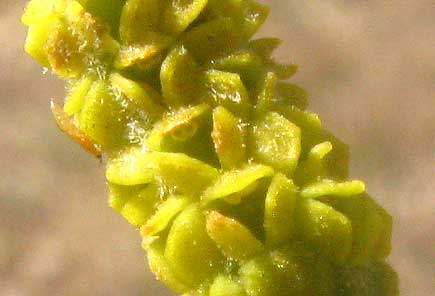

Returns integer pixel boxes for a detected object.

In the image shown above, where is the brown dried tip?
[50,100,102,158]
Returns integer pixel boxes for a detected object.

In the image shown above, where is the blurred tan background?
[1,0,434,295]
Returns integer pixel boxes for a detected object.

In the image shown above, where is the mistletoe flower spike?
[22,0,399,295]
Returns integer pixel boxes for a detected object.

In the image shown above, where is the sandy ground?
[1,1,434,295]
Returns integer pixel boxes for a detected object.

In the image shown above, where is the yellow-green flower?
[22,1,398,295]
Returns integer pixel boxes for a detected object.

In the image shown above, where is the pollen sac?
[211,106,247,169]
[23,0,398,295]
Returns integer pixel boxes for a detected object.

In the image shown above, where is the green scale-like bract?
[22,1,399,295]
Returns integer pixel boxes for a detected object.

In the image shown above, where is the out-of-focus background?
[1,0,434,295]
